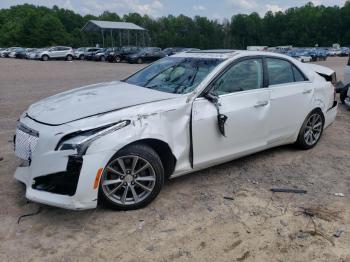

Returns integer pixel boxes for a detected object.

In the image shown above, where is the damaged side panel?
[83,96,194,176]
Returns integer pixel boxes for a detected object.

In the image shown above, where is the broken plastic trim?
[56,120,130,156]
[32,155,83,196]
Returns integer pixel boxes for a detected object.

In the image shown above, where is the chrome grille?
[15,123,39,161]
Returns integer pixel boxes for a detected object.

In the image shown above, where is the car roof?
[173,49,308,60]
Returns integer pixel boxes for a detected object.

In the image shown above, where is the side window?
[267,58,294,85]
[292,66,306,82]
[214,59,263,95]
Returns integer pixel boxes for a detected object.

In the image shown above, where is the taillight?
[332,73,337,100]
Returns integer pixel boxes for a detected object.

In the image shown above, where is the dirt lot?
[0,57,349,262]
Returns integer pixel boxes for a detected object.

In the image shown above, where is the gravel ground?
[0,57,349,262]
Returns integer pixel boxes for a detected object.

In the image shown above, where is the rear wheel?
[66,54,73,61]
[296,110,324,149]
[79,54,85,60]
[99,144,164,210]
[137,58,143,64]
[41,55,49,61]
[100,55,105,62]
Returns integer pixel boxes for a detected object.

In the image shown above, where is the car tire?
[100,56,105,62]
[340,85,349,104]
[99,143,164,210]
[79,55,85,60]
[137,58,143,64]
[296,109,324,150]
[41,55,49,61]
[115,56,121,63]
[66,55,73,61]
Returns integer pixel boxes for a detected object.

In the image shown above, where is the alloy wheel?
[101,155,156,206]
[304,113,323,146]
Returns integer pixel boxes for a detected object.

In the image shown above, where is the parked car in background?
[344,87,350,109]
[25,48,37,59]
[84,48,102,60]
[14,50,337,210]
[92,48,117,62]
[287,49,312,63]
[107,46,141,63]
[127,47,166,64]
[1,47,20,58]
[32,46,74,61]
[74,47,93,60]
[163,47,186,56]
[341,54,350,104]
[339,47,350,57]
[309,49,328,61]
[10,47,27,59]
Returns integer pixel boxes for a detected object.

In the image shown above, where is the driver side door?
[192,57,271,169]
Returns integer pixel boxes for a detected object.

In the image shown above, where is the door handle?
[254,101,269,108]
[303,89,312,94]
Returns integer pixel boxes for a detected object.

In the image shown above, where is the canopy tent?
[81,20,149,47]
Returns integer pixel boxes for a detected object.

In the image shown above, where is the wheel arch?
[117,138,176,178]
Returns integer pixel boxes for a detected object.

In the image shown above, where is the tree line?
[0,2,349,49]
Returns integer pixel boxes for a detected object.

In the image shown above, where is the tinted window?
[125,57,223,94]
[292,66,306,82]
[267,58,294,85]
[214,59,263,95]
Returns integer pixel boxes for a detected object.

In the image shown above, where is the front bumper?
[13,117,115,210]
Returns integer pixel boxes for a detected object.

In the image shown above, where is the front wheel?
[296,110,324,150]
[41,55,49,61]
[100,56,105,62]
[137,58,143,64]
[66,55,73,61]
[99,144,164,210]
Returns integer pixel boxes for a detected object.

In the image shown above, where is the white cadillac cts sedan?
[14,50,338,210]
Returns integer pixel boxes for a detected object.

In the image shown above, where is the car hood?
[27,81,179,125]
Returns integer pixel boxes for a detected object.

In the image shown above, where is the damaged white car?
[14,50,338,210]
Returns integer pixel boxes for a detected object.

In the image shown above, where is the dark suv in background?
[107,46,141,63]
[126,47,165,64]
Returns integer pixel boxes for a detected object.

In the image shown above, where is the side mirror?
[204,91,219,104]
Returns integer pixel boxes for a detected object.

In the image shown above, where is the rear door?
[265,57,313,144]
[192,57,270,169]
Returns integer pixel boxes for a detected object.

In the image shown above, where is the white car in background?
[296,55,312,63]
[32,46,74,61]
[14,50,338,210]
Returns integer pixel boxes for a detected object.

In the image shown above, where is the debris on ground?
[334,193,345,197]
[138,219,145,230]
[17,206,42,224]
[294,206,342,246]
[237,250,250,261]
[295,206,341,222]
[271,188,307,194]
[333,228,345,238]
[248,179,259,185]
[223,196,234,201]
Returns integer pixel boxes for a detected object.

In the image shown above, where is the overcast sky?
[0,0,347,19]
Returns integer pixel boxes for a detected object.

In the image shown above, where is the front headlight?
[56,120,130,155]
